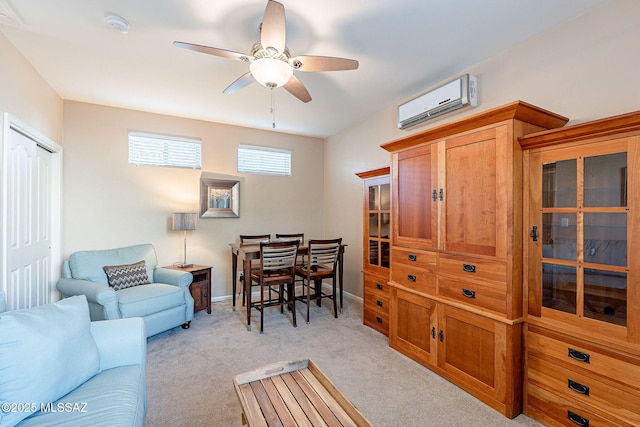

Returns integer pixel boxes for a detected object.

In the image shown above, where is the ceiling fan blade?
[260,0,286,53]
[173,41,252,62]
[223,72,255,94]
[284,75,311,103]
[290,55,359,72]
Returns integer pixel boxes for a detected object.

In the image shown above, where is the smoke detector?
[104,12,129,34]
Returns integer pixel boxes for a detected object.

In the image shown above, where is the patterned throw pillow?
[103,260,150,291]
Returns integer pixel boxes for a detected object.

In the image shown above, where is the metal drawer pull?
[432,189,438,201]
[568,379,590,396]
[376,300,383,307]
[431,326,436,339]
[462,288,476,299]
[567,410,589,426]
[407,254,417,261]
[376,283,383,290]
[462,263,476,273]
[375,316,383,323]
[438,330,444,342]
[568,348,591,363]
[407,274,417,282]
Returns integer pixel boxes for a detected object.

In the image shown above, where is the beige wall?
[325,0,640,298]
[0,32,63,142]
[4,0,639,302]
[62,101,324,299]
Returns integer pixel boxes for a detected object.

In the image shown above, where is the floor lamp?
[172,213,198,268]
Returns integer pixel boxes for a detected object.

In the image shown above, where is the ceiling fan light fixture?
[250,57,293,88]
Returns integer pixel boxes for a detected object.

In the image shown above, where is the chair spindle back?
[261,241,299,271]
[308,239,342,269]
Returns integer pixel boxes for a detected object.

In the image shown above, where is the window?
[237,144,291,176]
[128,131,201,169]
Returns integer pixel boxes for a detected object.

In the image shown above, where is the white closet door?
[4,127,53,310]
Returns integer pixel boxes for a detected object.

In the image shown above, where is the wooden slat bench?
[233,359,373,427]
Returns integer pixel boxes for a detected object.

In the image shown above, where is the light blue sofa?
[56,243,194,337]
[0,292,147,427]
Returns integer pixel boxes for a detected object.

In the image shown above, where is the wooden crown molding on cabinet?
[381,100,569,153]
[519,109,640,149]
[355,166,390,179]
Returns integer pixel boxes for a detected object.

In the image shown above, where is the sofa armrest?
[56,278,120,319]
[90,318,146,371]
[153,267,193,289]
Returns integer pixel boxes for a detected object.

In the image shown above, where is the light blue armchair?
[56,243,194,337]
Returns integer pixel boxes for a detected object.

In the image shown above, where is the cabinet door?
[363,175,391,276]
[389,287,437,368]
[190,269,211,313]
[443,126,512,258]
[525,137,639,343]
[393,144,438,250]
[190,281,206,312]
[437,304,522,417]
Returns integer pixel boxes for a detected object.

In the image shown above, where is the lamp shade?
[249,57,293,88]
[172,213,198,231]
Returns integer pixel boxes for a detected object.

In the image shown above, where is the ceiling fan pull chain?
[270,86,276,128]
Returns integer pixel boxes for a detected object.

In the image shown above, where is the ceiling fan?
[173,0,359,103]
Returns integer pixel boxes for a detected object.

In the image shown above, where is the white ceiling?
[0,0,606,138]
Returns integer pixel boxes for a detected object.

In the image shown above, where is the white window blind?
[128,131,201,169]
[237,144,291,176]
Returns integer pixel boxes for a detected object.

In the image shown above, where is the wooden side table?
[164,264,212,314]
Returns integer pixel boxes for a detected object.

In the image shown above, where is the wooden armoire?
[381,101,568,418]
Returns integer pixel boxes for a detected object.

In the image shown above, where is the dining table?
[229,239,347,315]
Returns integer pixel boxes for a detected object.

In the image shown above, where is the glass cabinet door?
[365,176,391,270]
[536,149,628,327]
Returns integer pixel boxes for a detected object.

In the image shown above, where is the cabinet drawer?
[392,247,437,269]
[438,276,507,315]
[528,355,640,425]
[363,307,389,335]
[364,289,389,314]
[391,264,436,295]
[439,254,506,283]
[527,382,620,427]
[363,275,390,298]
[527,327,640,392]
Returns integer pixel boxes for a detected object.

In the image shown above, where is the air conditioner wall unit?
[398,74,478,130]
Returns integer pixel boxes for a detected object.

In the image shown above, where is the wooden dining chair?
[238,234,271,306]
[268,233,304,304]
[275,233,305,281]
[295,238,342,323]
[275,233,304,242]
[248,240,299,333]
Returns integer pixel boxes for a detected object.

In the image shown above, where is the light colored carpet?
[145,297,544,427]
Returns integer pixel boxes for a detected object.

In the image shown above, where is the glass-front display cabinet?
[540,153,627,325]
[524,124,639,344]
[356,167,391,335]
[521,110,640,427]
[367,177,391,270]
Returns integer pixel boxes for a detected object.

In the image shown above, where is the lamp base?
[175,263,193,268]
